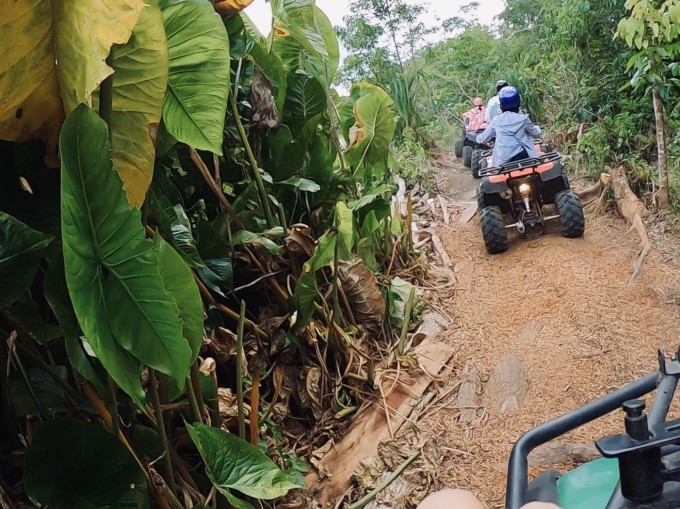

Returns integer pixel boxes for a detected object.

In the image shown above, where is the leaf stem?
[194,275,269,338]
[108,375,120,437]
[190,362,206,420]
[250,367,260,447]
[228,89,275,228]
[186,374,203,424]
[11,342,48,420]
[398,287,417,355]
[236,300,246,440]
[346,450,421,509]
[149,370,177,495]
[14,341,80,400]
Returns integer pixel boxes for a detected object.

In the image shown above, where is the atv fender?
[477,179,511,212]
[539,164,570,204]
[539,163,567,184]
[479,178,510,196]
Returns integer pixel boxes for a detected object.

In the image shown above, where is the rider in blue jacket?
[476,87,542,167]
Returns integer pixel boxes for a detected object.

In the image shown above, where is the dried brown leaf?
[338,260,386,336]
[285,223,316,258]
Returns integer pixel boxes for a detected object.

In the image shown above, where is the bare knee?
[417,489,483,509]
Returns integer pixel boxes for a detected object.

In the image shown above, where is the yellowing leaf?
[109,0,169,207]
[214,0,254,16]
[0,0,144,154]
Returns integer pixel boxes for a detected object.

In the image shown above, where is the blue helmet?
[499,86,520,110]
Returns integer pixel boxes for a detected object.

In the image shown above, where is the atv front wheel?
[463,146,473,168]
[480,206,508,254]
[555,190,585,238]
[455,139,464,158]
[471,149,482,178]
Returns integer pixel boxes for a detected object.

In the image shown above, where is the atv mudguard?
[477,179,511,212]
[526,458,619,509]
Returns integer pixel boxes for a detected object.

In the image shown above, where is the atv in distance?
[455,124,494,169]
[506,348,680,509]
[476,151,584,254]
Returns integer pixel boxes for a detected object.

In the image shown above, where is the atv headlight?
[518,183,531,195]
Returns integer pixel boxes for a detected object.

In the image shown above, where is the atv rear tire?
[555,190,585,238]
[480,206,508,254]
[463,146,473,168]
[455,139,464,158]
[471,149,483,178]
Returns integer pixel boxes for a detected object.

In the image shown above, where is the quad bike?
[507,348,680,509]
[454,125,494,169]
[472,139,550,179]
[476,148,584,254]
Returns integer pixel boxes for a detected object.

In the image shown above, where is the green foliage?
[0,2,409,509]
[187,422,301,507]
[24,417,149,509]
[160,0,231,154]
[0,212,53,308]
[60,105,192,404]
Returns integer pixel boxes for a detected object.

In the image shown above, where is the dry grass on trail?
[406,156,680,508]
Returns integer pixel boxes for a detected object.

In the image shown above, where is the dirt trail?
[418,152,680,508]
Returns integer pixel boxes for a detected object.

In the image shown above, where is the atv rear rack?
[479,152,561,178]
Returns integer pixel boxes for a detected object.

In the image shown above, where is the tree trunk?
[652,87,669,209]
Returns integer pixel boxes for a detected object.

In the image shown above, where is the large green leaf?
[284,73,326,134]
[305,7,340,83]
[270,1,338,85]
[160,0,230,154]
[303,133,337,206]
[24,417,149,509]
[187,422,301,501]
[4,296,62,345]
[271,0,329,61]
[0,0,144,154]
[109,0,169,207]
[267,125,307,180]
[11,366,70,417]
[345,83,397,170]
[44,257,108,397]
[60,105,191,400]
[0,212,53,309]
[154,236,204,363]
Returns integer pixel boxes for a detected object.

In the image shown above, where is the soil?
[407,151,680,508]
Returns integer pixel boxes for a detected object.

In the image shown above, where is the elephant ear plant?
[0,0,417,507]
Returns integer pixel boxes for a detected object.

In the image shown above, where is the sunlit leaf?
[0,0,144,155]
[160,0,231,153]
[187,422,302,501]
[345,83,397,171]
[109,0,169,207]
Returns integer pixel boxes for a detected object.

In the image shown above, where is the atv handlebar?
[479,152,562,178]
[505,372,661,509]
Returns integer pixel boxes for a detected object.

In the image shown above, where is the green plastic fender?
[557,458,619,509]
